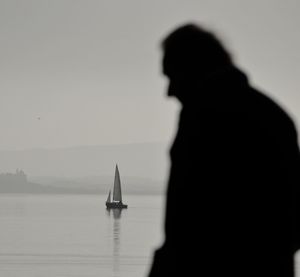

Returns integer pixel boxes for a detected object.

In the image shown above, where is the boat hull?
[106,202,128,209]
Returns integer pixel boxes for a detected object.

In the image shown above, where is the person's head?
[161,23,233,102]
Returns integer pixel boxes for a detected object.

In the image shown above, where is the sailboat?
[106,164,128,209]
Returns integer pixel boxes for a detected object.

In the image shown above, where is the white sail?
[113,164,122,202]
[106,190,111,203]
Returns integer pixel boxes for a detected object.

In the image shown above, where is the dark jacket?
[149,67,300,277]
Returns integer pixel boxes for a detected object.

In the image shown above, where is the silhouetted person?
[148,24,300,277]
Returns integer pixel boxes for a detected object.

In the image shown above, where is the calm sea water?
[0,194,164,277]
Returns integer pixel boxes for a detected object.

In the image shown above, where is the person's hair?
[162,23,233,76]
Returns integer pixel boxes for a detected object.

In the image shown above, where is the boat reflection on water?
[107,208,123,276]
[107,208,122,219]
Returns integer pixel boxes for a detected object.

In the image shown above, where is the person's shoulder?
[247,87,297,133]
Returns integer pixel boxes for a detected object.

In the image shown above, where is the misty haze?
[0,1,300,277]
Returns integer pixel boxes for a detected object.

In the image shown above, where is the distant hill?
[0,142,169,179]
[0,172,165,195]
[0,142,169,194]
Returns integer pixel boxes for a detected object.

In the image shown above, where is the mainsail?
[113,164,122,202]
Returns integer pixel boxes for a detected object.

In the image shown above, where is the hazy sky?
[0,0,299,150]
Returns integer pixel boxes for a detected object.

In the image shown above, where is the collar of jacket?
[181,66,251,110]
